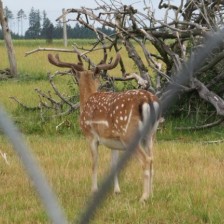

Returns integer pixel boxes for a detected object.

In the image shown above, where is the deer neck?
[79,71,99,112]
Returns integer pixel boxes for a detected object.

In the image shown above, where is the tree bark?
[0,0,18,77]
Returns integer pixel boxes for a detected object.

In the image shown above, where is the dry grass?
[0,136,223,223]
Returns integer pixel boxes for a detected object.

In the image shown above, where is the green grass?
[0,39,224,223]
[0,136,224,223]
[0,39,99,78]
[0,38,158,78]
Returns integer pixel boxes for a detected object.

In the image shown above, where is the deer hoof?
[140,194,149,203]
[91,187,98,194]
[113,182,121,194]
[114,188,121,194]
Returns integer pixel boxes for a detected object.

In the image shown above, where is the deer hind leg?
[90,139,99,193]
[137,137,154,202]
[111,149,121,194]
[147,137,154,197]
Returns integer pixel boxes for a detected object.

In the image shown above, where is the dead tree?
[0,0,18,77]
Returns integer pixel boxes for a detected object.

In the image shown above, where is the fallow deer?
[48,53,161,202]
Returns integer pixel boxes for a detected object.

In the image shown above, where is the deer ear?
[71,68,80,81]
[93,67,100,79]
[76,71,81,80]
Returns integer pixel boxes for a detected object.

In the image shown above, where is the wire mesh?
[0,30,223,224]
[0,108,68,224]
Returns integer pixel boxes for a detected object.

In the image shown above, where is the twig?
[72,44,96,68]
[48,73,77,109]
[0,150,10,165]
[25,47,75,57]
[201,139,224,144]
[10,96,40,111]
[35,88,60,108]
[52,103,80,117]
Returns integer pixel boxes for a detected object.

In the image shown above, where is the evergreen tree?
[25,7,41,38]
[53,22,63,39]
[41,10,54,43]
[17,9,26,36]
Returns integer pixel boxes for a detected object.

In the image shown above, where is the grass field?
[1,136,224,223]
[0,39,224,223]
[0,39,154,79]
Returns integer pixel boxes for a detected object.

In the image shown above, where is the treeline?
[0,7,114,40]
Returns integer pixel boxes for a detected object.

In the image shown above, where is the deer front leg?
[111,150,121,194]
[90,139,99,193]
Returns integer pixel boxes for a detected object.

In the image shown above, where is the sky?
[2,0,171,34]
[3,0,159,14]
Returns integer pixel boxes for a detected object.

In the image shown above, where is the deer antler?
[48,54,84,71]
[95,53,121,71]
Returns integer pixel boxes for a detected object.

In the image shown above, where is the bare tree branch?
[175,117,224,130]
[25,47,74,57]
[10,96,41,111]
[192,78,224,116]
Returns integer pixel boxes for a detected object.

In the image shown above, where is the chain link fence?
[0,30,224,224]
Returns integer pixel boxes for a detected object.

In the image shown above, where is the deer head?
[48,53,121,111]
